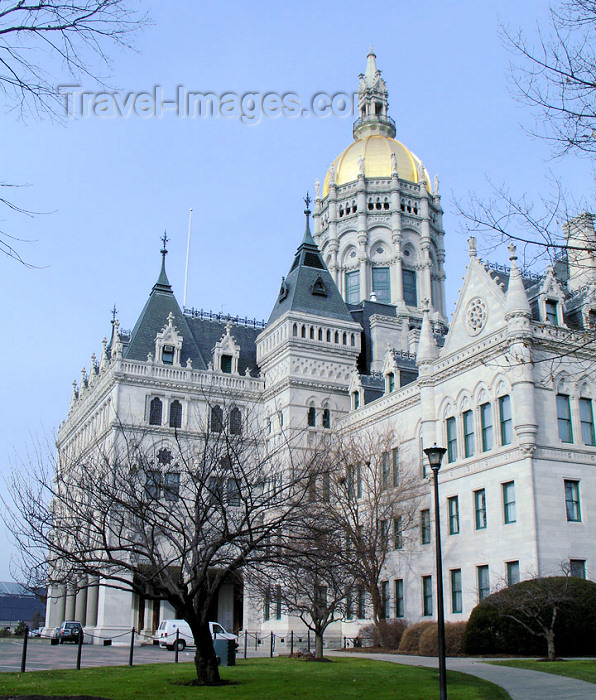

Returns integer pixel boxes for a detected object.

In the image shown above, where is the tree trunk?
[315,629,324,659]
[545,629,556,661]
[191,619,221,685]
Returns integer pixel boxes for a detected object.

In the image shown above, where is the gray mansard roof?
[123,256,261,374]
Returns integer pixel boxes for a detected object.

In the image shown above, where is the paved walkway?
[328,651,596,700]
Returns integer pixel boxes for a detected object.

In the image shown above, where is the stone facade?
[46,51,596,645]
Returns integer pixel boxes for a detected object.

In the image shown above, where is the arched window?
[318,328,323,341]
[293,323,298,337]
[230,407,242,435]
[307,406,316,427]
[310,327,315,340]
[149,397,162,426]
[210,405,224,432]
[322,408,330,429]
[301,325,306,338]
[169,400,182,428]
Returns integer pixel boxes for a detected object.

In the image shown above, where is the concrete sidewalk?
[328,651,596,700]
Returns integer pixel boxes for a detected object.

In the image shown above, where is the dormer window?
[545,300,558,325]
[387,372,395,393]
[162,345,174,365]
[352,391,360,410]
[221,354,232,374]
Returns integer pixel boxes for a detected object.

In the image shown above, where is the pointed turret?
[125,236,205,368]
[505,243,531,319]
[416,300,439,366]
[267,197,354,325]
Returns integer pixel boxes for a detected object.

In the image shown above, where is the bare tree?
[0,0,146,117]
[0,1,147,265]
[249,494,354,659]
[327,430,423,643]
[3,403,320,686]
[503,0,596,157]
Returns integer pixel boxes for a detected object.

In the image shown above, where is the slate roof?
[123,255,261,375]
[268,214,354,325]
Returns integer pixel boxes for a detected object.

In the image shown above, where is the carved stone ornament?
[466,297,488,336]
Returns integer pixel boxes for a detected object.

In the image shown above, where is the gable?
[441,257,507,357]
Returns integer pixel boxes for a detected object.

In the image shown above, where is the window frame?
[564,479,581,522]
[579,397,595,446]
[421,508,431,545]
[448,496,460,535]
[394,579,404,618]
[463,409,475,458]
[450,569,462,614]
[557,393,574,443]
[499,395,513,446]
[345,269,360,305]
[477,564,490,601]
[446,416,458,463]
[422,575,433,616]
[502,481,516,524]
[474,488,487,530]
[570,559,586,579]
[149,396,163,426]
[480,402,494,452]
[372,266,391,304]
[506,560,520,586]
[169,399,182,428]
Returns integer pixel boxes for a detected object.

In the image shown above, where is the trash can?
[213,639,236,666]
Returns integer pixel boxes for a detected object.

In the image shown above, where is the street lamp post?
[424,444,448,700]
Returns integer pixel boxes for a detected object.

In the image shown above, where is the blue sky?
[1,0,593,579]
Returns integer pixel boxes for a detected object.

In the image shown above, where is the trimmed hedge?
[463,576,596,657]
[418,622,467,657]
[397,621,435,654]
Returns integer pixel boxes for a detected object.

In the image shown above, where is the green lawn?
[0,657,510,699]
[488,659,596,685]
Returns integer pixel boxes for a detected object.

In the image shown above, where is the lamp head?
[423,444,447,473]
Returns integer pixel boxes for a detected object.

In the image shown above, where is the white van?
[157,619,237,651]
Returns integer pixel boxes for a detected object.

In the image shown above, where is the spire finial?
[161,231,169,257]
[111,304,118,324]
[304,192,311,214]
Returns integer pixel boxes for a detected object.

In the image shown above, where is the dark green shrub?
[464,577,596,657]
[0,627,11,637]
[397,621,435,654]
[13,621,27,637]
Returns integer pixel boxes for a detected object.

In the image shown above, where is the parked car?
[56,621,83,644]
[28,628,41,637]
[157,619,237,651]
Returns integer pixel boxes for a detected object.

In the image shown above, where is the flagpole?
[183,208,193,311]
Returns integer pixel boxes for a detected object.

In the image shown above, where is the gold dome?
[323,135,430,196]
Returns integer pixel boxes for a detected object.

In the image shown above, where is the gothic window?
[387,372,395,393]
[145,471,161,500]
[292,323,298,336]
[346,270,360,304]
[169,400,182,428]
[499,395,513,445]
[335,331,339,343]
[210,405,224,433]
[318,328,323,341]
[307,406,316,428]
[310,326,315,340]
[372,267,390,303]
[480,402,493,451]
[557,394,573,443]
[164,473,180,502]
[352,391,360,410]
[322,408,330,429]
[580,397,596,445]
[149,397,162,426]
[343,332,347,345]
[403,269,417,306]
[326,329,331,342]
[229,407,242,435]
[301,325,306,338]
